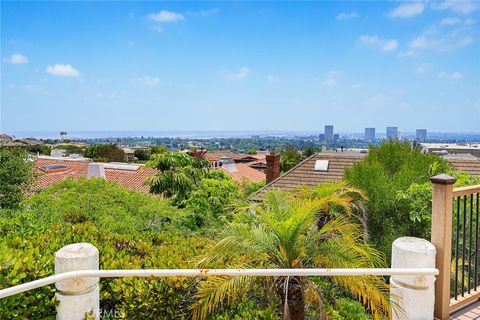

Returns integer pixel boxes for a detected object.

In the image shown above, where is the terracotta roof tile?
[219,163,266,183]
[35,158,155,193]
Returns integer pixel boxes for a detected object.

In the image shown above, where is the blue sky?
[1,1,479,133]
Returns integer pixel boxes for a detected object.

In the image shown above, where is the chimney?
[266,153,280,184]
[87,163,106,179]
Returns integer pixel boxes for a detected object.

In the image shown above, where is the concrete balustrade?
[48,238,438,320]
[55,243,100,320]
[390,237,437,320]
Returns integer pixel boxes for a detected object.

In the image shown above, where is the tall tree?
[193,191,390,320]
[145,151,209,203]
[345,140,451,254]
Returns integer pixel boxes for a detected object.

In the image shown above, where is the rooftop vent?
[87,163,106,179]
[314,160,329,172]
[40,164,68,172]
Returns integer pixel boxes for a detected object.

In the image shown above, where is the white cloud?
[336,12,359,20]
[148,10,185,23]
[388,3,425,18]
[322,78,336,86]
[138,76,160,86]
[222,67,251,80]
[46,64,80,77]
[415,63,429,74]
[409,36,429,49]
[5,53,28,64]
[321,70,340,86]
[199,8,219,16]
[22,84,52,95]
[266,75,279,82]
[352,83,361,90]
[431,0,480,15]
[464,18,476,25]
[400,21,475,57]
[438,71,463,81]
[382,39,399,51]
[359,35,399,52]
[440,17,462,26]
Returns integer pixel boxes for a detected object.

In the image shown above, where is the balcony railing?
[431,175,480,319]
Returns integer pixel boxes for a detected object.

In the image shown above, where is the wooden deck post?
[431,174,456,320]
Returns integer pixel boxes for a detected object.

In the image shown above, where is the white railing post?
[390,237,436,320]
[55,243,100,320]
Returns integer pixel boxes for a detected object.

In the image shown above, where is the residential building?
[121,148,135,162]
[35,157,155,193]
[416,129,427,142]
[420,143,480,158]
[365,128,376,141]
[386,127,398,140]
[252,151,480,200]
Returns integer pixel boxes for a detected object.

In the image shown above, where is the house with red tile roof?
[35,157,155,193]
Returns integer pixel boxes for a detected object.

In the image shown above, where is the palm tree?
[59,131,67,141]
[145,151,209,203]
[192,190,391,320]
[295,181,369,240]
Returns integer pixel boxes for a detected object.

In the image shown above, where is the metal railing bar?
[455,196,460,300]
[0,267,439,300]
[462,195,467,297]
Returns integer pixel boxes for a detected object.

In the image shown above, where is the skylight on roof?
[40,164,68,172]
[314,160,329,172]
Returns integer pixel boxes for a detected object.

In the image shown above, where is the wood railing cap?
[430,174,456,185]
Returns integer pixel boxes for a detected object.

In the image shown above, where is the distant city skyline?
[1,1,479,132]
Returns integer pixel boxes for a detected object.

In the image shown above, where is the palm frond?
[191,275,254,320]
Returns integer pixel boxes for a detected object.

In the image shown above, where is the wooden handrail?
[453,185,480,197]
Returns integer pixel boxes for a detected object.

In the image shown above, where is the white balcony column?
[55,243,100,320]
[390,237,436,320]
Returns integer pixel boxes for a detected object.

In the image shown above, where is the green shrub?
[345,140,450,256]
[334,298,372,320]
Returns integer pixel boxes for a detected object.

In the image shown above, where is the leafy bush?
[24,178,191,234]
[345,140,450,255]
[0,148,35,209]
[182,173,243,229]
[333,298,372,320]
[84,144,125,162]
[134,148,151,161]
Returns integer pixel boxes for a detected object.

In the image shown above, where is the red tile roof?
[206,151,266,163]
[35,158,155,193]
[219,163,266,183]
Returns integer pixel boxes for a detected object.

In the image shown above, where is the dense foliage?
[84,144,126,162]
[145,151,209,203]
[280,148,302,172]
[344,140,451,255]
[0,179,206,319]
[0,148,35,209]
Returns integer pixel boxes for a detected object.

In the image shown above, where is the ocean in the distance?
[5,130,321,140]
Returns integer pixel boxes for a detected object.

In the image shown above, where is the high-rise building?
[325,125,334,142]
[386,127,398,140]
[319,134,325,142]
[365,128,376,141]
[416,129,427,142]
